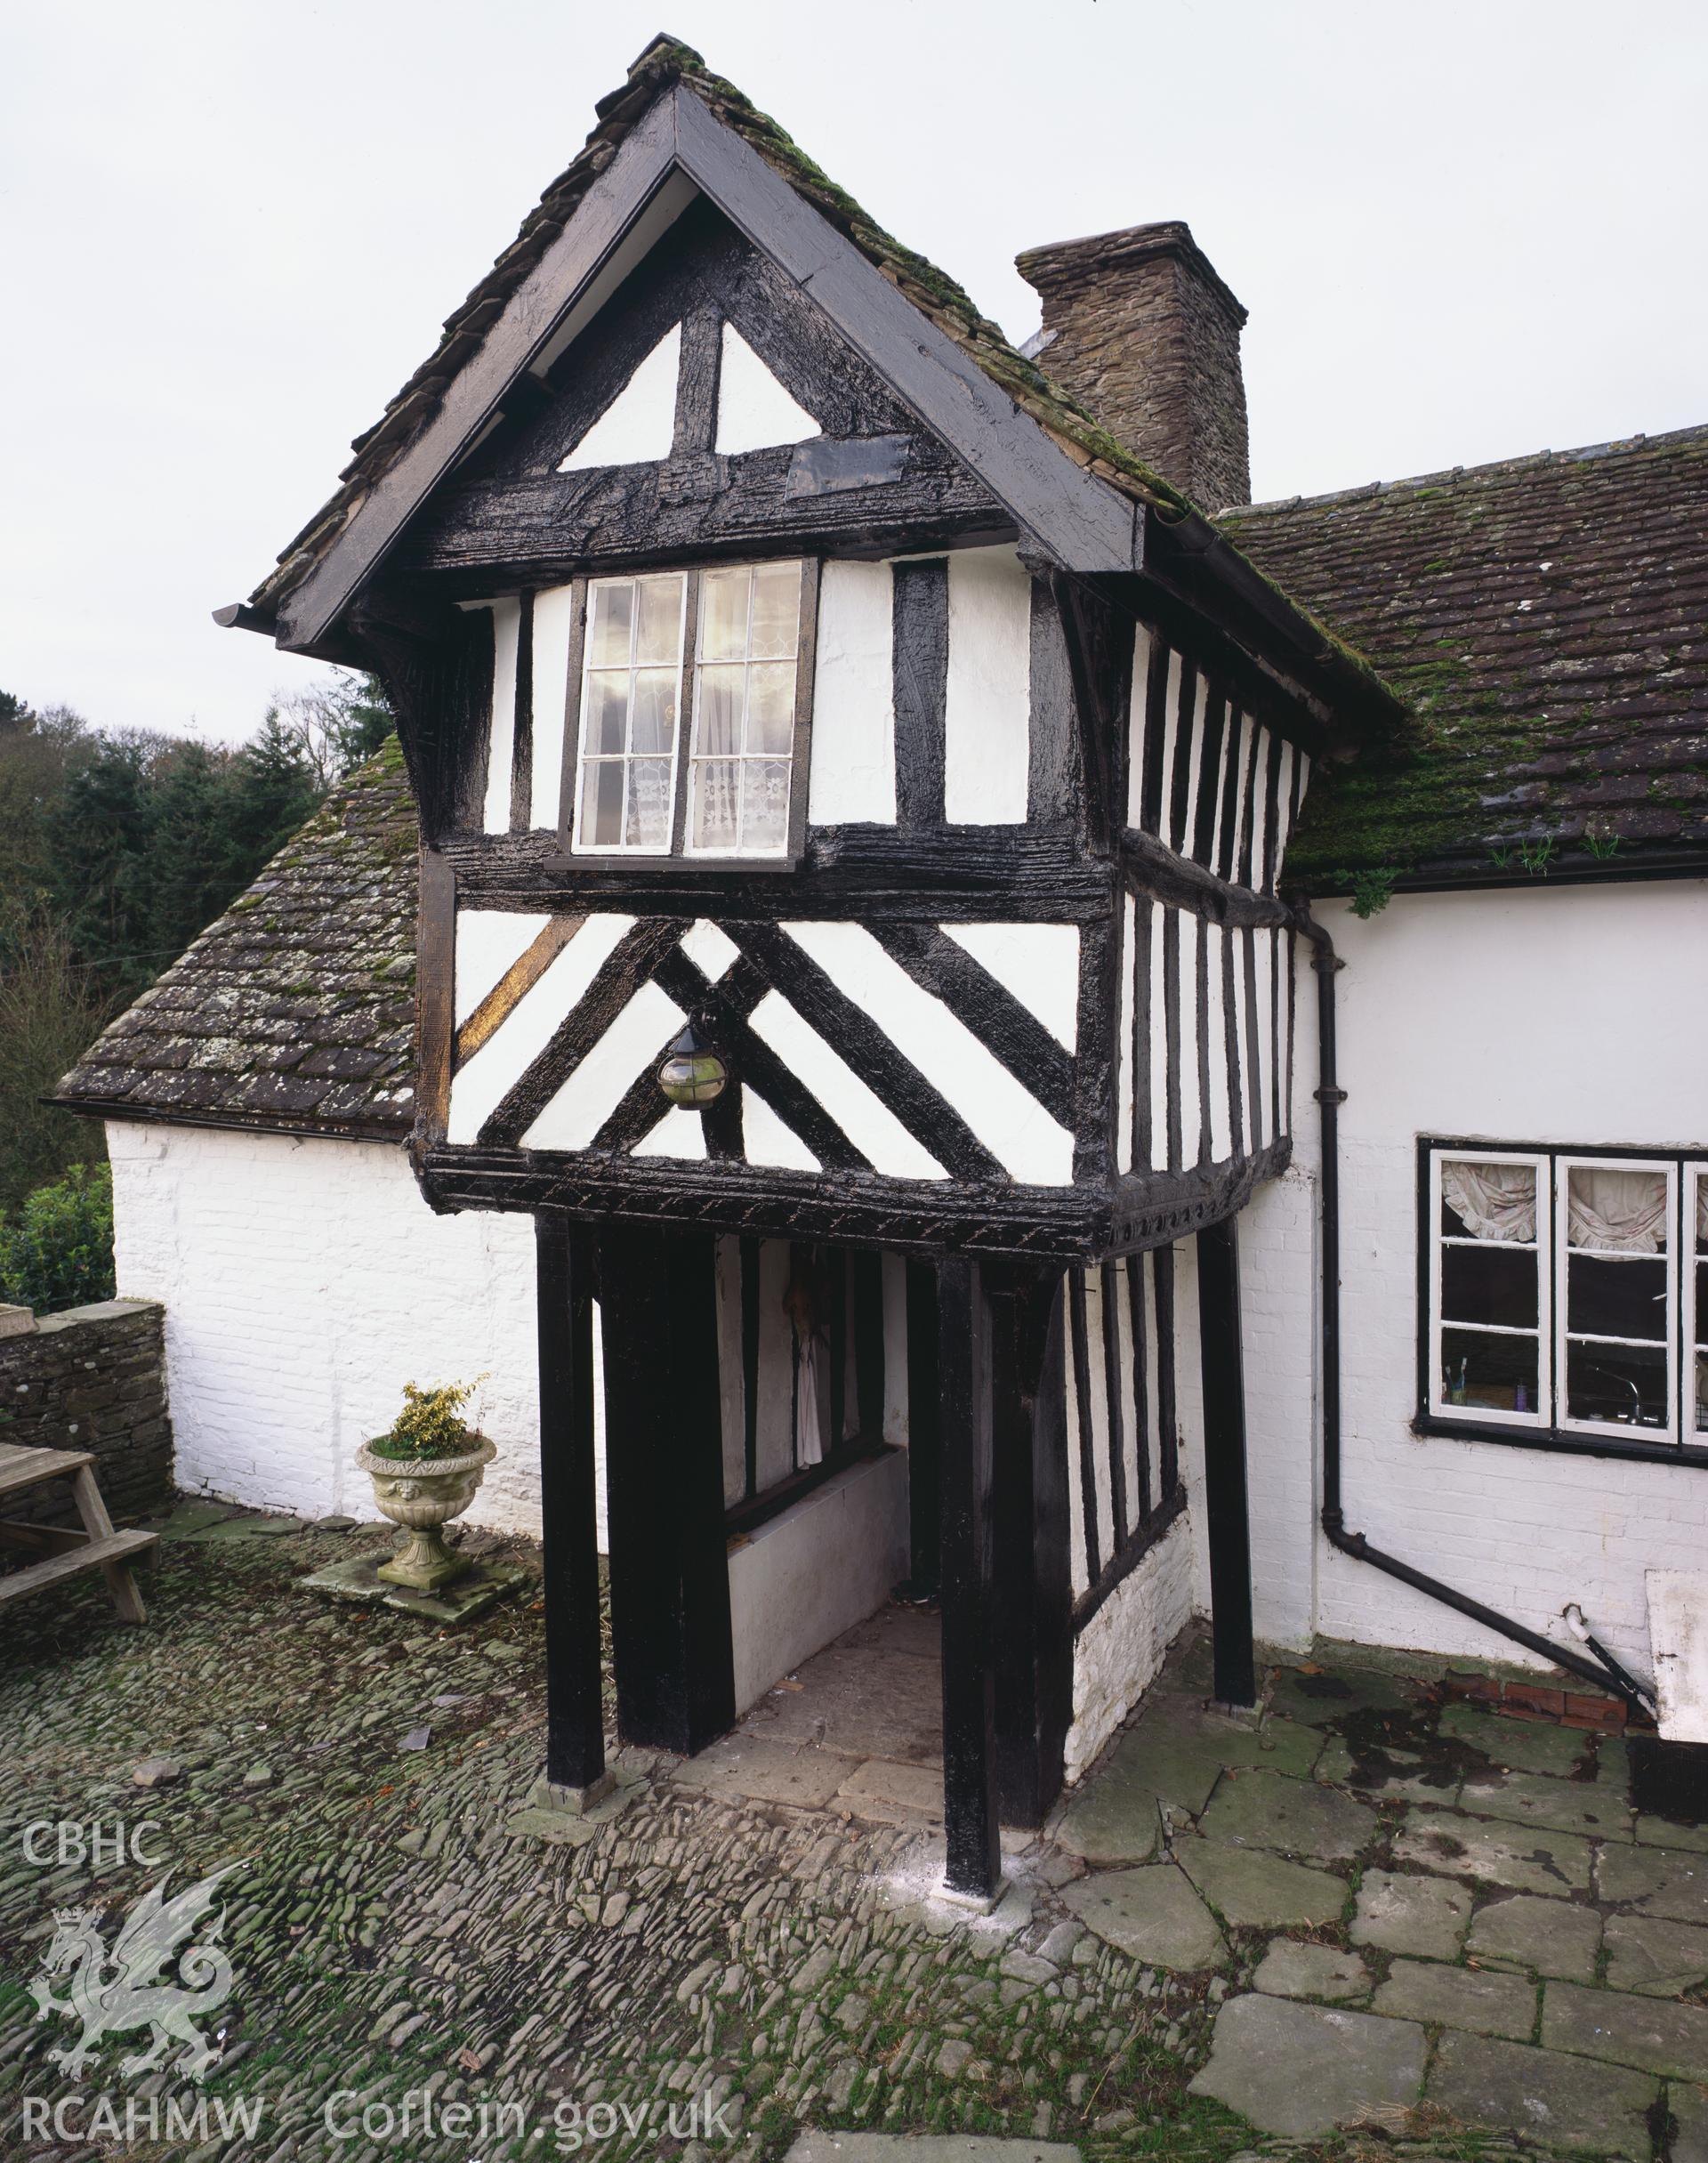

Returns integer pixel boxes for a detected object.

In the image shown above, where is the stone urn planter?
[358,1436,495,1590]
[358,1380,496,1592]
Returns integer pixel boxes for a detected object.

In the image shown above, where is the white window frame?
[568,570,689,858]
[566,559,811,862]
[684,561,804,862]
[1428,1146,1552,1430]
[1555,1154,1678,1444]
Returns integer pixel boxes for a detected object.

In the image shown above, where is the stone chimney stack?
[1015,221,1251,513]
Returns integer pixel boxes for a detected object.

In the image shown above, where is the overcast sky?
[4,1,1704,743]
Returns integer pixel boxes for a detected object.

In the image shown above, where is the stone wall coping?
[28,1297,165,1338]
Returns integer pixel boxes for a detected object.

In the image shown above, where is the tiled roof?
[55,738,419,1139]
[1222,425,1708,885]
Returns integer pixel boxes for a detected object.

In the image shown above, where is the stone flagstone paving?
[4,1500,1708,2160]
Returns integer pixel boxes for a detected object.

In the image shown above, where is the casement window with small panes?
[1425,1145,1706,1446]
[567,560,815,860]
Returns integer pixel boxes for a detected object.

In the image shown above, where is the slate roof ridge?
[1230,421,1708,523]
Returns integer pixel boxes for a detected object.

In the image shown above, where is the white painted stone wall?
[104,1122,558,1538]
[727,1449,910,1715]
[1243,881,1708,1686]
[1065,1511,1195,1781]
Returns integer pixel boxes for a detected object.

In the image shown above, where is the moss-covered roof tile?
[1221,424,1708,884]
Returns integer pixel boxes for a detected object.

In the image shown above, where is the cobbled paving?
[2,1519,1238,2163]
[0,1511,1653,2163]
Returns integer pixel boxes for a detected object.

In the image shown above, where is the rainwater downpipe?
[1292,901,1654,1718]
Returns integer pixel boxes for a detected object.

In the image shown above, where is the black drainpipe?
[1292,901,1654,1719]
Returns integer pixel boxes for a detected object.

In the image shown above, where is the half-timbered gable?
[207,34,1404,1897]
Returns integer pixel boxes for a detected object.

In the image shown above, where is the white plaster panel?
[521,980,685,1150]
[1178,916,1202,1170]
[102,1122,579,1543]
[1117,893,1137,1174]
[714,324,820,455]
[727,1450,909,1714]
[1127,624,1154,829]
[681,918,739,980]
[558,323,680,470]
[748,989,947,1181]
[1180,672,1209,859]
[1158,650,1182,848]
[1206,923,1230,1163]
[447,913,634,1145]
[944,546,1031,825]
[529,584,577,830]
[1229,712,1254,868]
[632,1107,707,1160]
[782,920,1075,1184]
[808,560,897,826]
[1252,930,1274,1151]
[1248,726,1270,885]
[741,1086,820,1172]
[1148,901,1169,1171]
[940,923,1080,1052]
[481,598,521,835]
[455,910,549,1027]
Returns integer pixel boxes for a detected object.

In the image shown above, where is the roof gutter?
[213,601,278,638]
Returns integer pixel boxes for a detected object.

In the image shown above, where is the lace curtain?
[1444,1158,1702,1255]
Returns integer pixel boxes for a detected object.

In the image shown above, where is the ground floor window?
[1422,1142,1704,1449]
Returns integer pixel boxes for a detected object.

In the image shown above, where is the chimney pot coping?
[1015,219,1247,328]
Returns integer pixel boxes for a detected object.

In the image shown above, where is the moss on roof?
[1223,426,1708,884]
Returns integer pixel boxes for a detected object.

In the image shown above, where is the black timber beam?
[1196,1215,1256,1708]
[442,826,1109,921]
[987,1260,1072,1828]
[937,1253,1001,1901]
[419,1143,1294,1260]
[599,1222,737,1754]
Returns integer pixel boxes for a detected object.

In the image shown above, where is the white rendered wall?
[1066,1513,1195,1782]
[103,1122,580,1541]
[727,1449,910,1714]
[1244,881,1708,1686]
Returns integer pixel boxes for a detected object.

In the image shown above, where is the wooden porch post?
[987,1260,1073,1828]
[1196,1216,1256,1707]
[599,1222,736,1755]
[535,1214,608,1801]
[937,1252,1001,1901]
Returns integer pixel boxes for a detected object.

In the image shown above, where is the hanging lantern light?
[658,1022,728,1107]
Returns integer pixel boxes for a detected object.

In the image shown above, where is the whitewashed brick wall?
[1066,1511,1193,1781]
[105,1122,555,1538]
[1241,881,1708,1687]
